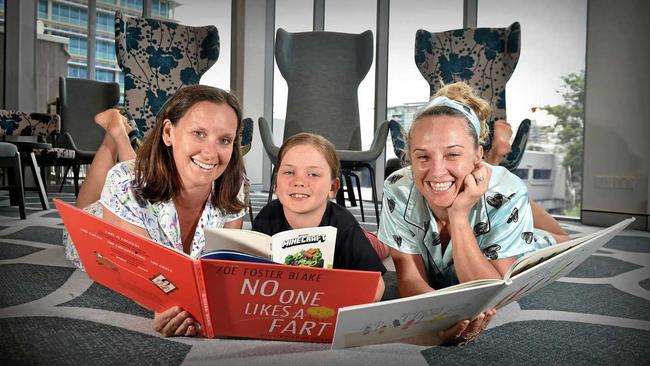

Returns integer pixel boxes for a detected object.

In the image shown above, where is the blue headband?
[424,96,481,138]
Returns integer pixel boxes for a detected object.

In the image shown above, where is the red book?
[55,199,381,343]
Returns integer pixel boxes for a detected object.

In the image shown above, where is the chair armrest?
[338,121,390,162]
[257,117,280,164]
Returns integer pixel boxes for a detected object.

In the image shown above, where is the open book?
[55,199,381,343]
[331,218,634,348]
[204,226,337,268]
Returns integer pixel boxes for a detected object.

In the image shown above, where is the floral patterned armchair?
[0,110,76,210]
[414,22,530,170]
[114,10,220,136]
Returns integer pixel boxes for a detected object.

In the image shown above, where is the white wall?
[582,0,650,230]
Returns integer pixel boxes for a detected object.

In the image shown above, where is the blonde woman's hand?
[438,308,497,346]
[448,162,492,218]
[153,306,198,337]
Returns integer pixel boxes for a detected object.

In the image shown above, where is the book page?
[332,281,505,348]
[270,226,337,269]
[507,218,634,279]
[489,218,634,309]
[54,199,207,330]
[204,228,272,259]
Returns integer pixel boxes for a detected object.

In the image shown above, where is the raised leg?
[75,109,136,209]
[531,200,570,244]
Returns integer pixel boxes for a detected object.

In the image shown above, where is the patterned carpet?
[1,189,649,365]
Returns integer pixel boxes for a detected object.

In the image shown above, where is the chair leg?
[348,171,365,222]
[364,163,380,224]
[26,152,49,210]
[336,174,346,206]
[344,174,357,206]
[267,170,276,204]
[59,165,71,192]
[73,164,81,197]
[13,154,26,219]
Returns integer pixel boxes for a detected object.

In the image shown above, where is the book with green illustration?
[204,226,337,268]
[331,218,634,348]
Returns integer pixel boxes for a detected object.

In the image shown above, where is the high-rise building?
[19,1,179,89]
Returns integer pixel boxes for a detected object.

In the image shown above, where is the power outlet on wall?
[594,175,636,190]
[594,175,614,188]
[613,176,636,190]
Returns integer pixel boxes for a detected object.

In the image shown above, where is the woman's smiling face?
[162,101,238,193]
[409,115,482,212]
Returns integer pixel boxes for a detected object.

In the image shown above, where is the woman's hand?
[438,308,497,346]
[153,306,199,337]
[448,162,492,217]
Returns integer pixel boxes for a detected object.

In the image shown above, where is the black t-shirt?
[252,200,386,274]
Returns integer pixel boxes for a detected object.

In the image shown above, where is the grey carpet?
[0,317,191,365]
[59,282,153,318]
[1,190,649,365]
[421,321,650,365]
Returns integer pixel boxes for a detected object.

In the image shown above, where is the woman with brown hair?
[64,85,247,337]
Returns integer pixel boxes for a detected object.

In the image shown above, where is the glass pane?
[325,0,376,150]
[478,0,587,216]
[43,2,89,80]
[173,0,231,89]
[273,0,313,143]
[386,0,463,160]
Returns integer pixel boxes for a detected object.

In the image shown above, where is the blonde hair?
[275,133,340,181]
[410,82,491,147]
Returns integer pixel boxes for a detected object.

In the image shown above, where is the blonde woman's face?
[409,115,482,211]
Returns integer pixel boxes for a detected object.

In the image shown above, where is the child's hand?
[448,162,491,218]
[153,306,198,337]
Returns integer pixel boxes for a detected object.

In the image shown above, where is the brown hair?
[409,82,491,148]
[275,133,340,181]
[134,85,246,213]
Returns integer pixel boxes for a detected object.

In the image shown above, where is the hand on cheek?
[449,163,491,217]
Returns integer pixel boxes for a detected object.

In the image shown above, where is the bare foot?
[95,109,133,142]
[487,120,513,165]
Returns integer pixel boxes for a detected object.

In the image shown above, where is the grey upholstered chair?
[258,28,390,222]
[415,22,530,170]
[58,77,120,195]
[114,10,220,136]
[0,142,26,219]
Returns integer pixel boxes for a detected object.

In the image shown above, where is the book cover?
[331,218,634,348]
[204,226,337,268]
[55,199,381,343]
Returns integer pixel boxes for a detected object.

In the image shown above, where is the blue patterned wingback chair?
[114,10,220,136]
[414,22,530,170]
[0,110,75,211]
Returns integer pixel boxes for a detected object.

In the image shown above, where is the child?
[252,133,386,301]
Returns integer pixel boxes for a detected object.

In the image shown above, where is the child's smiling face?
[275,144,340,225]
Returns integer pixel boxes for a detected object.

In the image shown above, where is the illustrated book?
[55,199,381,343]
[204,226,337,268]
[331,218,634,348]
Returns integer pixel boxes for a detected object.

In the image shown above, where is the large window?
[38,0,47,19]
[173,0,231,89]
[96,12,114,34]
[152,0,171,18]
[272,0,314,143]
[68,64,88,79]
[95,69,115,82]
[68,36,88,57]
[386,0,463,160]
[122,0,143,12]
[325,0,376,149]
[95,39,116,62]
[52,3,88,28]
[478,0,587,216]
